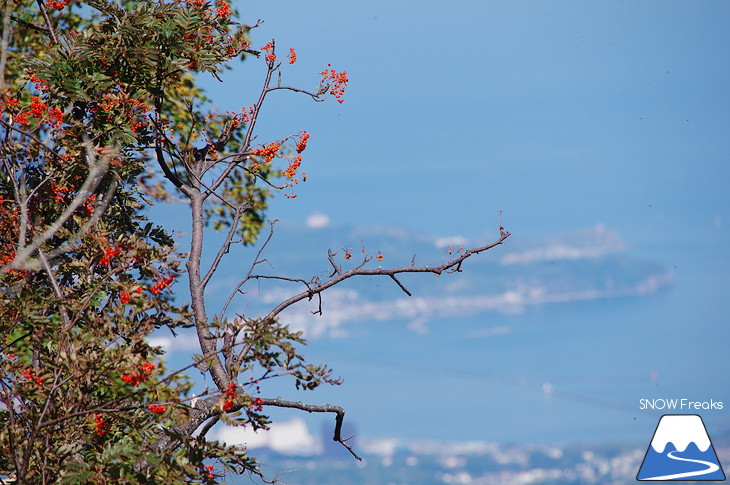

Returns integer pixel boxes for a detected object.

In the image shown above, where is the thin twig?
[151,104,187,192]
[389,274,412,296]
[8,15,51,35]
[201,203,251,289]
[220,219,278,317]
[327,248,341,277]
[34,0,59,44]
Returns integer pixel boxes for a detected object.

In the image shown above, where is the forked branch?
[264,230,511,321]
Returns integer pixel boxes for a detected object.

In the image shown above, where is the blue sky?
[201,1,730,245]
[180,1,730,448]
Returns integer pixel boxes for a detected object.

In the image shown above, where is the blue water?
[158,208,730,446]
[294,237,730,445]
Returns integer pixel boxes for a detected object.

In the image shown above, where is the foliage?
[0,0,352,482]
[0,0,506,483]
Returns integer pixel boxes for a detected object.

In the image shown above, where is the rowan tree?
[0,0,509,483]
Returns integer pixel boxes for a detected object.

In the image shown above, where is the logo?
[637,414,725,481]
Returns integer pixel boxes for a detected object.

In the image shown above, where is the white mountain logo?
[637,414,725,481]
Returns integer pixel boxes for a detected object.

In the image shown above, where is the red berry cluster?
[94,414,110,436]
[99,246,122,266]
[119,286,142,304]
[147,404,166,414]
[21,368,43,387]
[249,397,263,412]
[7,95,63,127]
[49,181,69,205]
[150,275,175,295]
[295,131,310,154]
[222,383,236,411]
[29,74,49,91]
[282,156,301,181]
[319,64,349,103]
[215,0,230,17]
[46,0,68,11]
[249,141,282,164]
[261,41,276,64]
[120,362,155,386]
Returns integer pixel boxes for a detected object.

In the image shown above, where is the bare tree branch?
[8,15,51,35]
[265,231,511,321]
[267,84,331,102]
[196,415,219,439]
[260,397,362,461]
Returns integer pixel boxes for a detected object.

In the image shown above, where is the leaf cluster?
[235,317,342,391]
